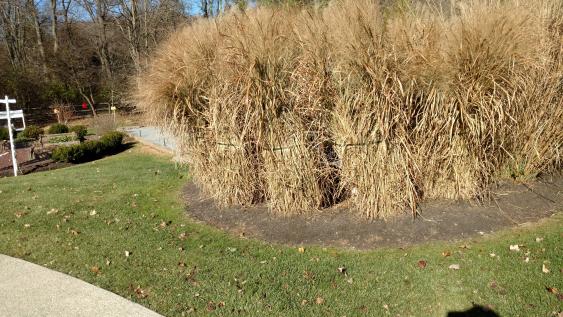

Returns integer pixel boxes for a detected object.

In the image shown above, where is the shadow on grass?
[447,305,500,317]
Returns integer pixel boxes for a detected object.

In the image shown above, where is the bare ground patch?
[184,175,563,250]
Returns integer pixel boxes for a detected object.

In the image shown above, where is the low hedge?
[48,123,69,134]
[0,127,8,141]
[19,125,44,140]
[52,131,125,163]
[70,125,88,141]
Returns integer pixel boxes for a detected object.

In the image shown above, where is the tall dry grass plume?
[135,0,562,219]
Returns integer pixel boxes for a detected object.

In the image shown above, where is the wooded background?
[0,0,317,123]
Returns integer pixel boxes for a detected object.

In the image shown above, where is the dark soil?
[0,152,72,177]
[184,175,563,250]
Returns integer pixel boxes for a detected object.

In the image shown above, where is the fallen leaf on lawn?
[546,286,559,294]
[417,260,427,269]
[315,297,324,305]
[301,300,308,306]
[303,270,315,280]
[47,208,58,215]
[509,245,520,252]
[105,259,111,266]
[383,304,389,310]
[206,301,216,312]
[542,264,550,274]
[178,261,186,268]
[524,257,530,263]
[134,286,148,299]
[186,266,198,286]
[217,301,225,308]
[23,224,31,228]
[337,267,347,275]
[15,211,28,218]
[89,210,97,216]
[535,237,543,243]
[90,266,100,274]
[69,229,80,235]
[449,264,460,270]
[226,247,237,253]
[298,247,305,253]
[441,251,451,257]
[125,250,131,257]
[178,232,188,240]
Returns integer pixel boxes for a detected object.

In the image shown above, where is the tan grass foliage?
[135,0,563,218]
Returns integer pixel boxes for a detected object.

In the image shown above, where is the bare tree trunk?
[95,0,111,79]
[50,0,58,53]
[27,0,48,75]
[201,0,209,18]
[80,0,111,79]
[78,87,97,117]
[0,0,27,67]
[61,0,73,42]
[115,0,143,73]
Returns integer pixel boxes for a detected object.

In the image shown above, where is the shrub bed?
[52,131,125,163]
[135,0,563,218]
[0,127,8,141]
[70,125,88,141]
[19,125,44,140]
[48,123,69,134]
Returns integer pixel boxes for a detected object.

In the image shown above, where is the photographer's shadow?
[447,305,500,317]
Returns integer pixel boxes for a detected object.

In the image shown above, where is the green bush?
[15,135,35,143]
[70,125,88,141]
[19,125,44,140]
[99,131,124,152]
[0,127,9,140]
[48,123,69,134]
[51,131,125,163]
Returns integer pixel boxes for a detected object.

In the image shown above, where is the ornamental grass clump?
[135,0,562,219]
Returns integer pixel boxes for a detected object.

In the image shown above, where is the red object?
[82,102,88,110]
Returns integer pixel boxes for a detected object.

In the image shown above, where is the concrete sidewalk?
[0,255,162,317]
[120,126,177,153]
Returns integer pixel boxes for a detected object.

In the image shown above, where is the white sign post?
[1,96,18,176]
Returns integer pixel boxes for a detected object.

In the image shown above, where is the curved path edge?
[0,255,162,317]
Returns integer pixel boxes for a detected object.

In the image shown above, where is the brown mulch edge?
[0,159,73,177]
[183,175,563,250]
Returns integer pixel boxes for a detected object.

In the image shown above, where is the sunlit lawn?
[0,146,561,316]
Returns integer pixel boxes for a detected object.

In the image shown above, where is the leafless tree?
[0,0,27,67]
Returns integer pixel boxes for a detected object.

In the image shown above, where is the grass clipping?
[135,0,563,219]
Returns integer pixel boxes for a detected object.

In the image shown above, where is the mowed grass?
[0,148,561,317]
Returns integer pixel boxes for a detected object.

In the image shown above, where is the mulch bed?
[184,175,563,250]
[0,147,72,177]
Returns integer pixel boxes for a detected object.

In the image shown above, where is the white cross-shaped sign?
[1,96,18,176]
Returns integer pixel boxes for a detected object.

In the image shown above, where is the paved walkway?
[0,255,162,317]
[120,126,177,152]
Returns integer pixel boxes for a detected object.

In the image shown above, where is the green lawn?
[0,147,561,317]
